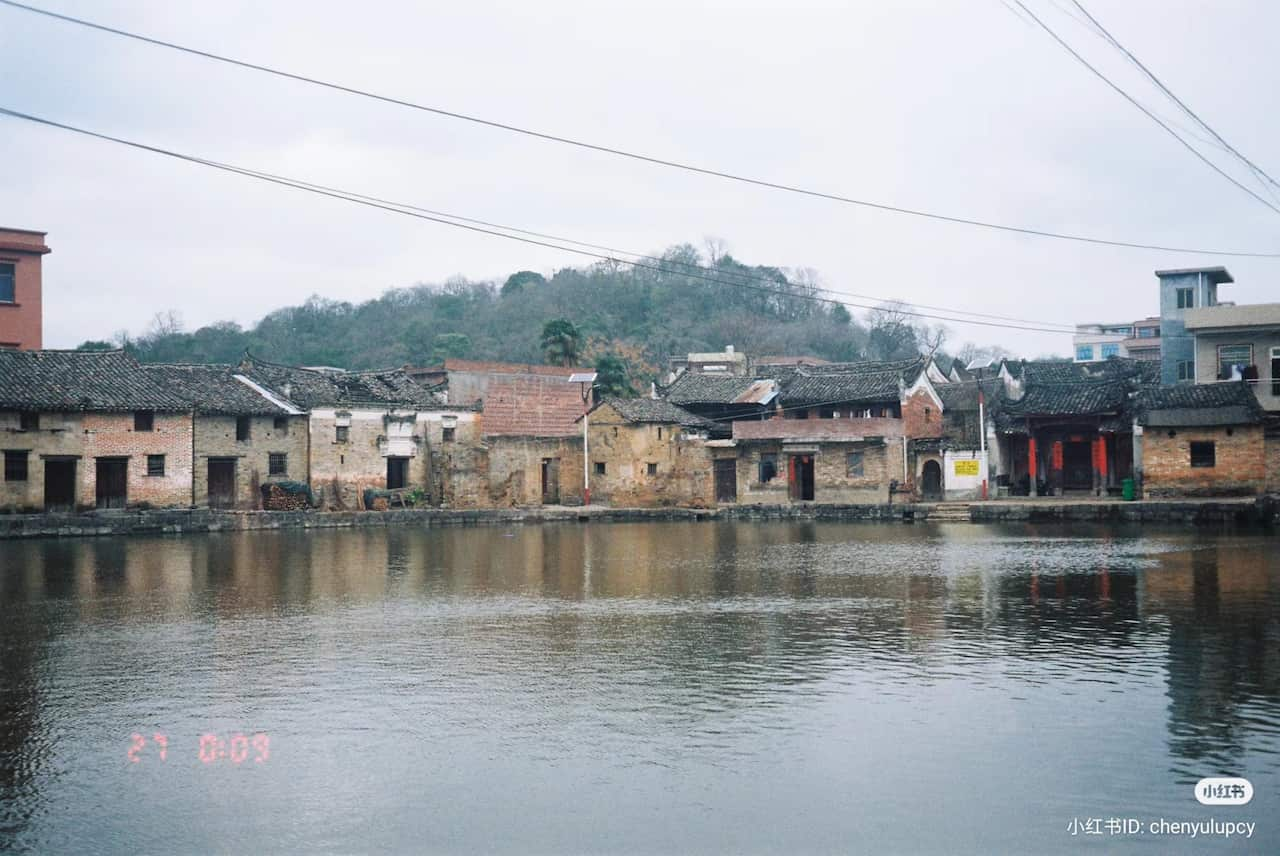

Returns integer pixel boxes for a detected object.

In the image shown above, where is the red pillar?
[1028,436,1038,497]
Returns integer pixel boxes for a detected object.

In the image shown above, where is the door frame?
[94,456,129,510]
[207,457,238,509]
[43,456,78,512]
[713,457,737,503]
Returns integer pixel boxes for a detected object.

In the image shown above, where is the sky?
[3,0,1278,357]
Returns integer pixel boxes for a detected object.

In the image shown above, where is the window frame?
[846,451,865,478]
[1189,441,1215,468]
[18,412,39,432]
[134,410,155,432]
[646,462,658,477]
[0,262,14,304]
[4,450,29,482]
[335,425,349,444]
[273,416,289,434]
[1176,287,1195,309]
[1176,360,1195,382]
[1100,343,1120,359]
[146,454,165,477]
[235,416,251,442]
[442,426,455,443]
[594,461,606,476]
[1216,344,1253,381]
[268,452,288,476]
[1075,345,1094,361]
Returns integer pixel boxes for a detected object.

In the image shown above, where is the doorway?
[541,457,560,504]
[714,458,737,503]
[387,456,410,490]
[922,459,943,501]
[788,454,815,501]
[208,459,237,508]
[44,458,77,511]
[95,458,128,509]
[1063,441,1092,491]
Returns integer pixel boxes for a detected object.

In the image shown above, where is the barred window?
[4,450,28,482]
[335,425,349,443]
[268,453,287,476]
[146,455,165,477]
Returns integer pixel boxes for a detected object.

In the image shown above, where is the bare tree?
[147,310,184,338]
[703,236,729,266]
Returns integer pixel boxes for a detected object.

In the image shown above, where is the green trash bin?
[1121,478,1135,501]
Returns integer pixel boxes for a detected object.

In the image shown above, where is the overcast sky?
[3,0,1278,357]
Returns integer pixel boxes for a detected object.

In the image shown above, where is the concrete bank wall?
[0,498,1275,540]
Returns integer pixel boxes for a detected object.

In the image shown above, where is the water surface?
[1,521,1277,853]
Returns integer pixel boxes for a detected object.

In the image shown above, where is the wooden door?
[95,458,128,509]
[44,459,77,511]
[208,459,236,508]
[714,458,737,503]
[541,457,560,504]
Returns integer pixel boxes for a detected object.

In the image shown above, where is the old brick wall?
[1142,424,1265,498]
[1266,424,1280,493]
[418,412,484,508]
[485,436,584,506]
[193,414,309,508]
[0,409,84,511]
[901,389,943,440]
[310,408,405,510]
[586,405,714,507]
[81,411,193,508]
[736,441,892,504]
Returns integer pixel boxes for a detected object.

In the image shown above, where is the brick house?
[478,375,587,506]
[1134,382,1267,498]
[239,354,479,509]
[0,228,50,350]
[580,398,715,507]
[0,350,194,511]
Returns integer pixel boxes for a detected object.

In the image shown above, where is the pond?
[1,521,1276,853]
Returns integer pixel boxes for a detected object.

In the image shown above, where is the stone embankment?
[0,496,1275,540]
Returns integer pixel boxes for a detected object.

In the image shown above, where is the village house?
[580,398,715,507]
[238,354,479,509]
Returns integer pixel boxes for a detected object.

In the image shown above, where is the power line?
[0,105,1084,334]
[1013,0,1280,217]
[1068,0,1280,198]
[3,0,1278,258]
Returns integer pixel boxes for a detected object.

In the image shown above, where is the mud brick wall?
[81,412,193,508]
[0,410,85,511]
[586,407,714,508]
[1142,424,1265,498]
[736,441,892,504]
[484,436,583,507]
[193,414,309,508]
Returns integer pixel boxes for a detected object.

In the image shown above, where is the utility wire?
[0,105,1086,333]
[1014,0,1280,217]
[1068,0,1280,197]
[3,0,1278,257]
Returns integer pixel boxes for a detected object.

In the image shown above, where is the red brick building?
[0,228,50,350]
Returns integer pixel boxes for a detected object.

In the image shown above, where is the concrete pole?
[582,385,590,506]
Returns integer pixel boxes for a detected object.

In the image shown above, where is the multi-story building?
[0,228,51,350]
[1156,266,1234,385]
[1072,322,1134,362]
[1183,302,1280,413]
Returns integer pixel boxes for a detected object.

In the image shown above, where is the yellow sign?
[953,459,979,477]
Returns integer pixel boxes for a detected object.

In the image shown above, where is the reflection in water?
[0,522,1277,854]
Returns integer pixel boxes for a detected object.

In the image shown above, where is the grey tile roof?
[1136,381,1264,426]
[598,397,716,429]
[0,349,190,411]
[780,359,923,406]
[936,378,1003,412]
[239,353,449,409]
[143,365,295,415]
[661,373,776,406]
[1004,380,1131,417]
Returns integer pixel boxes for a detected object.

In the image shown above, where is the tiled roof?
[662,373,777,406]
[936,378,1003,411]
[779,359,922,406]
[732,416,905,442]
[0,349,190,411]
[434,359,593,377]
[754,355,831,367]
[1004,380,1131,417]
[594,397,715,429]
[143,365,296,415]
[240,354,446,409]
[1136,381,1264,426]
[481,377,585,437]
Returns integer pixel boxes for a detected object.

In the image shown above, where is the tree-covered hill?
[81,242,994,388]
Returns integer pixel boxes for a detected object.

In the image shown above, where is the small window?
[0,262,14,303]
[335,425,349,443]
[924,407,932,419]
[18,412,38,431]
[1176,360,1195,382]
[134,410,154,432]
[847,451,865,478]
[657,426,663,440]
[273,416,289,433]
[4,450,28,482]
[268,453,287,476]
[759,452,778,483]
[1176,287,1195,309]
[1075,345,1094,361]
[1190,441,1215,468]
[594,462,606,475]
[146,454,165,477]
[1216,344,1253,381]
[1101,344,1120,359]
[442,426,455,442]
[647,462,658,476]
[236,416,251,442]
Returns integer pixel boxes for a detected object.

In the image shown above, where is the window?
[1138,326,1158,338]
[134,410,154,432]
[594,462,606,475]
[1176,360,1195,382]
[146,454,165,477]
[1176,287,1195,309]
[759,452,778,483]
[1101,344,1120,359]
[236,416,250,442]
[273,416,289,433]
[335,425,349,443]
[1190,441,1215,468]
[1075,345,1094,361]
[0,262,14,303]
[657,427,663,440]
[647,462,658,476]
[268,453,288,476]
[18,412,38,431]
[1272,347,1280,397]
[442,426,455,442]
[4,450,28,482]
[847,451,865,478]
[1216,344,1253,380]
